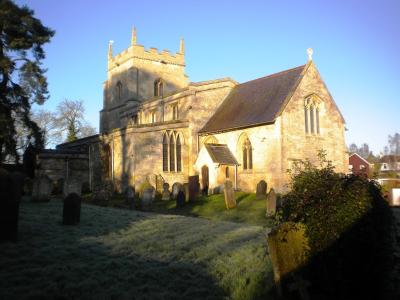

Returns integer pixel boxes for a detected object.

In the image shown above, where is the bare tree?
[54,99,96,143]
[388,133,400,155]
[31,109,61,147]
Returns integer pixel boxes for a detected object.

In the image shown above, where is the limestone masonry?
[41,28,348,194]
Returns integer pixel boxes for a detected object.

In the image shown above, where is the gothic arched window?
[169,135,175,172]
[243,138,253,170]
[154,79,163,97]
[162,134,168,172]
[176,135,182,172]
[304,95,321,135]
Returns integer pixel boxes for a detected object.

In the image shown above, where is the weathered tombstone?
[183,183,189,202]
[63,178,82,197]
[172,182,182,200]
[156,175,165,194]
[161,183,171,201]
[142,186,155,210]
[267,222,310,298]
[92,180,113,202]
[266,188,277,216]
[256,180,268,199]
[176,190,186,208]
[52,178,64,195]
[63,193,81,225]
[0,168,19,242]
[223,180,236,209]
[188,175,200,202]
[126,186,135,209]
[32,175,52,202]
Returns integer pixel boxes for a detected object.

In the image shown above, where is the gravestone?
[126,186,135,209]
[188,175,200,202]
[156,175,165,194]
[256,180,268,199]
[176,190,186,208]
[32,175,52,202]
[142,186,155,210]
[172,182,182,200]
[63,193,81,225]
[266,188,277,216]
[63,178,82,197]
[92,180,113,202]
[161,183,171,201]
[52,178,64,195]
[183,183,189,202]
[0,168,20,242]
[223,180,236,209]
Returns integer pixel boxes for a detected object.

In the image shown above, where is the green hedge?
[277,152,392,299]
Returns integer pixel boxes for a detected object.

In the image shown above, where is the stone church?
[40,28,348,194]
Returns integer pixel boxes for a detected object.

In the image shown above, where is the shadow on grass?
[0,200,275,300]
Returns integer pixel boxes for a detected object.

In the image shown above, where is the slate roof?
[204,144,238,165]
[199,65,307,134]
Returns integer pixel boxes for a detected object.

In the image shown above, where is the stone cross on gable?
[289,274,311,300]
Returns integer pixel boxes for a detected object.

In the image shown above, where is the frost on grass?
[0,201,274,300]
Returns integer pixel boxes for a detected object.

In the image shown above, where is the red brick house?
[349,153,371,177]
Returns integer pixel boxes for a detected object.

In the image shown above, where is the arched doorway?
[201,165,209,194]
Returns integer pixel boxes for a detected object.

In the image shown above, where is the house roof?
[204,144,238,165]
[199,64,307,134]
[349,153,371,165]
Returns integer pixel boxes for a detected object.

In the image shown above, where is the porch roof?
[204,143,238,165]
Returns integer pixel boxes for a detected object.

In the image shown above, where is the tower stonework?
[100,30,189,132]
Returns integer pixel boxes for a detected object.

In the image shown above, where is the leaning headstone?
[223,180,236,209]
[142,187,155,210]
[0,168,19,242]
[126,186,135,209]
[63,193,81,225]
[161,183,171,201]
[256,180,268,199]
[266,188,277,216]
[63,178,82,197]
[172,182,182,200]
[32,175,52,202]
[188,175,200,202]
[176,190,186,208]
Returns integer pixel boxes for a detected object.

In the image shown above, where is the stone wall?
[279,62,348,191]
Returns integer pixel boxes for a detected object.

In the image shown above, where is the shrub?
[278,151,392,298]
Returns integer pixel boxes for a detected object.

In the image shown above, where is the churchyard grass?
[83,191,274,227]
[152,192,274,227]
[0,200,275,300]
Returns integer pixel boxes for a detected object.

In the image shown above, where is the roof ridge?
[239,64,306,86]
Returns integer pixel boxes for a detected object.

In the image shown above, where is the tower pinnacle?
[131,27,137,45]
[108,40,114,60]
[179,37,185,55]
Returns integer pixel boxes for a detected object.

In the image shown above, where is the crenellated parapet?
[107,31,185,72]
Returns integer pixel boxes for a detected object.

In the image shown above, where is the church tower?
[100,28,189,132]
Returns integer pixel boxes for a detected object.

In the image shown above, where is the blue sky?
[19,0,400,154]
